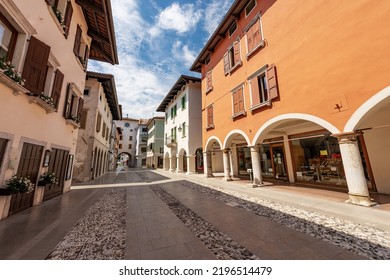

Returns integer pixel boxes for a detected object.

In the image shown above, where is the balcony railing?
[165,137,177,148]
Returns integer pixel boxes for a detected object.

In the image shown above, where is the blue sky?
[89,0,234,119]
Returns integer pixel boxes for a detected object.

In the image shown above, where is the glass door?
[270,144,288,180]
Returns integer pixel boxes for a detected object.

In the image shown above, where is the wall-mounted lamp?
[177,125,182,132]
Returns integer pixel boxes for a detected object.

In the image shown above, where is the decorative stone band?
[331,132,359,144]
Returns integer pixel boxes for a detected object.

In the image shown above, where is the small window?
[128,144,132,149]
[245,0,256,17]
[129,136,133,141]
[228,21,237,37]
[204,54,211,65]
[119,144,122,149]
[0,14,17,60]
[182,122,186,137]
[206,70,213,93]
[181,95,186,109]
[80,110,88,129]
[96,112,102,132]
[249,64,279,110]
[171,104,177,118]
[206,105,214,129]
[224,40,241,75]
[83,87,90,96]
[119,135,123,140]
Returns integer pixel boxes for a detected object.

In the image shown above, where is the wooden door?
[44,148,69,201]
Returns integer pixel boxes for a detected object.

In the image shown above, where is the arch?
[252,113,340,145]
[178,148,188,156]
[344,86,390,132]
[204,136,223,151]
[223,129,251,149]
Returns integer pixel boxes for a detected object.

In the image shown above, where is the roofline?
[105,0,119,64]
[190,0,248,72]
[156,75,201,112]
[86,71,121,120]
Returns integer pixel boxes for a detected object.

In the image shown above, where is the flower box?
[27,94,57,113]
[0,71,28,96]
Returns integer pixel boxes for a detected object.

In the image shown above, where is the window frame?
[206,105,214,130]
[228,21,237,37]
[0,12,18,61]
[245,0,257,18]
[224,39,242,75]
[205,70,213,93]
[245,14,265,59]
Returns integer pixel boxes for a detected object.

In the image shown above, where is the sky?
[89,0,235,119]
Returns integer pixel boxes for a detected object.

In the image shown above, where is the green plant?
[0,57,25,85]
[38,93,56,107]
[38,172,59,185]
[6,175,34,194]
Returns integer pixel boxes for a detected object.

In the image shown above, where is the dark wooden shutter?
[238,87,244,112]
[232,90,239,114]
[0,138,8,170]
[64,83,72,119]
[45,0,55,6]
[252,19,261,48]
[51,69,64,109]
[77,98,84,122]
[73,25,82,56]
[223,52,230,75]
[84,46,89,69]
[63,1,73,38]
[233,41,241,66]
[22,36,50,95]
[267,64,279,100]
[250,75,260,105]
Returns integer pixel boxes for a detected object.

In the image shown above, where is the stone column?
[169,156,176,172]
[187,154,196,174]
[176,155,183,173]
[222,149,232,181]
[249,145,264,187]
[333,132,377,207]
[203,151,213,177]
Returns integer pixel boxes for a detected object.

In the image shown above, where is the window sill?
[232,110,247,119]
[246,40,265,60]
[0,72,28,96]
[206,125,214,131]
[47,5,66,36]
[250,100,271,111]
[76,56,87,71]
[229,61,242,75]
[66,119,81,128]
[27,95,57,114]
[205,87,213,95]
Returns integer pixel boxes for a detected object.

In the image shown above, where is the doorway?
[271,144,288,180]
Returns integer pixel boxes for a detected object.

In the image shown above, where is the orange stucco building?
[191,0,390,206]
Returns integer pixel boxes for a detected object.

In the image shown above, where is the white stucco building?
[157,75,203,174]
[114,118,139,167]
[135,119,148,167]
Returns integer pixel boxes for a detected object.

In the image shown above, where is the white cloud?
[203,0,234,36]
[171,41,197,68]
[150,2,202,37]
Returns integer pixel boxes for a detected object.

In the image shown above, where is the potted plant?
[6,175,35,194]
[38,172,59,186]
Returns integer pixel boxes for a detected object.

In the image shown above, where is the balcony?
[165,137,177,148]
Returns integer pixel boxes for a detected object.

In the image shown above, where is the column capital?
[331,132,359,143]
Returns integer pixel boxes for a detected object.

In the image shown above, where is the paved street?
[0,168,389,260]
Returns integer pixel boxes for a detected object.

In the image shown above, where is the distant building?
[114,118,139,167]
[135,119,149,167]
[146,117,165,168]
[157,75,203,174]
[73,72,121,183]
[0,0,118,219]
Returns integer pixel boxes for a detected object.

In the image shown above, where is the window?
[182,122,186,137]
[128,144,132,149]
[0,13,17,60]
[171,104,177,118]
[50,69,64,109]
[228,21,237,37]
[246,16,264,57]
[96,112,102,132]
[106,128,109,141]
[181,95,186,109]
[204,54,210,65]
[102,122,106,137]
[129,136,133,141]
[119,135,123,140]
[249,64,279,110]
[80,109,88,129]
[46,0,73,38]
[73,25,89,69]
[64,83,84,123]
[232,85,246,117]
[83,87,90,96]
[0,138,8,170]
[206,105,214,129]
[119,144,122,149]
[245,0,256,17]
[171,127,177,141]
[223,40,241,75]
[206,70,213,93]
[142,127,147,133]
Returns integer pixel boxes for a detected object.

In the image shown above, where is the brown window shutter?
[84,46,89,69]
[73,25,82,56]
[22,36,50,95]
[45,0,55,6]
[207,106,213,127]
[77,97,84,122]
[223,52,229,75]
[80,110,88,129]
[233,41,241,66]
[51,69,64,109]
[63,83,72,119]
[267,64,279,100]
[232,90,239,114]
[247,25,254,53]
[206,71,212,91]
[250,75,260,105]
[238,87,245,112]
[252,19,262,48]
[63,1,73,38]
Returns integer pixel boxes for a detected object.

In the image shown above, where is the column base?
[205,173,214,178]
[345,193,378,207]
[246,183,265,188]
[222,177,232,182]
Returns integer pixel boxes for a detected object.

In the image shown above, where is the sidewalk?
[151,169,390,232]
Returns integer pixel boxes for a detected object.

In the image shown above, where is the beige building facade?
[0,0,117,219]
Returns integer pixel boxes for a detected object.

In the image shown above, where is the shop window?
[232,85,246,118]
[249,64,278,111]
[223,40,241,75]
